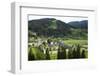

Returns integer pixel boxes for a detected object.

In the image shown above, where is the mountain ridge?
[28,18,88,39]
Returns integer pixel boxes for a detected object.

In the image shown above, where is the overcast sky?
[28,15,88,23]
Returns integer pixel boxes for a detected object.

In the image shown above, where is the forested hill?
[28,18,88,39]
[68,20,88,29]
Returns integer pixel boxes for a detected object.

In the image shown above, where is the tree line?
[28,43,87,60]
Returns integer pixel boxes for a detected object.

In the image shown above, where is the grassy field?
[63,39,87,46]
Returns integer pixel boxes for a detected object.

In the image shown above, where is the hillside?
[28,18,88,39]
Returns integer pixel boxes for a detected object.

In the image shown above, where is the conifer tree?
[28,48,35,60]
[57,46,66,59]
[81,49,86,58]
[76,44,81,58]
[45,48,50,60]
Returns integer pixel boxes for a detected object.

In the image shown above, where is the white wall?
[0,0,100,76]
